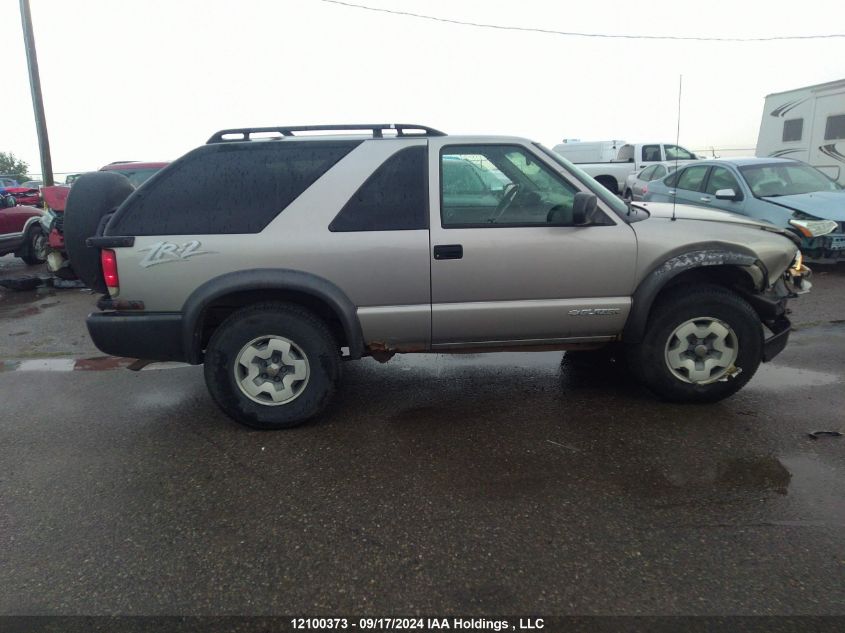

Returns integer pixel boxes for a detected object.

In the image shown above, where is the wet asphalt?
[1,256,844,616]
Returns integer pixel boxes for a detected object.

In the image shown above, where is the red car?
[2,187,42,207]
[0,195,46,265]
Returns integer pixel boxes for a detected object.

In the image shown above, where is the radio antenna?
[671,75,682,221]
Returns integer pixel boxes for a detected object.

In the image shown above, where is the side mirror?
[572,192,597,225]
[715,188,742,202]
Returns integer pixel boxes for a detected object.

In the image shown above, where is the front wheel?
[203,302,340,430]
[627,286,763,403]
[20,227,48,265]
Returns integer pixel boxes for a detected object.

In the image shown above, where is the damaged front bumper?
[747,259,811,363]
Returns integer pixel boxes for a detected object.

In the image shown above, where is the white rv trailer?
[756,78,845,185]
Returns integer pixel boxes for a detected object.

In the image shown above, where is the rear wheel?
[627,286,763,402]
[20,227,47,265]
[203,303,340,430]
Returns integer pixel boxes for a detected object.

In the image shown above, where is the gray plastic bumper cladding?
[87,312,186,362]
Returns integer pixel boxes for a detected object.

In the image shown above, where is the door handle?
[699,196,712,202]
[433,244,463,260]
[668,190,676,195]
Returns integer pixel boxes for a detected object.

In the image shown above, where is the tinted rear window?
[108,141,360,235]
[329,146,427,232]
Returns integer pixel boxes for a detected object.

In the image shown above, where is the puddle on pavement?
[660,455,792,494]
[749,364,842,390]
[0,287,59,318]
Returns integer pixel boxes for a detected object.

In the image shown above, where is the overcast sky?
[2,0,843,178]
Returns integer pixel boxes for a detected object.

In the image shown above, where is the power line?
[315,0,845,42]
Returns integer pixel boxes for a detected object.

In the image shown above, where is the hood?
[41,185,70,212]
[763,190,845,221]
[630,201,799,244]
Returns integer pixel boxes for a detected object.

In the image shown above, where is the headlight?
[789,218,838,238]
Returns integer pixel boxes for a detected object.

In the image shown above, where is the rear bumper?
[87,312,188,362]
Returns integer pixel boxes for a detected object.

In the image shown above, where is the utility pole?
[19,0,54,186]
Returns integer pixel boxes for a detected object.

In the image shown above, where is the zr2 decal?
[138,240,212,268]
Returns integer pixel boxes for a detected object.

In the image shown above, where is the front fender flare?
[623,248,767,344]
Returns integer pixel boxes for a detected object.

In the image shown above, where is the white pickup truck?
[552,141,699,195]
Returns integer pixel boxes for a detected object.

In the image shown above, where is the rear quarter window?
[107,141,360,235]
[329,146,427,231]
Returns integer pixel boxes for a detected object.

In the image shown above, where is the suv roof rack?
[206,123,446,144]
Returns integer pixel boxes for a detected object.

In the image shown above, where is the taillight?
[101,249,119,294]
[642,184,648,196]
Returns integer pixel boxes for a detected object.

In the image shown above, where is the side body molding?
[181,269,365,364]
[624,248,766,344]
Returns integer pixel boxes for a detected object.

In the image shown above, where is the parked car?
[623,164,678,201]
[0,175,20,188]
[60,123,810,430]
[20,180,42,188]
[642,158,844,261]
[0,195,46,265]
[40,161,168,279]
[1,186,41,207]
[552,141,698,194]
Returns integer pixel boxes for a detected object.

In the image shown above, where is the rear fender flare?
[182,269,364,364]
[624,248,767,344]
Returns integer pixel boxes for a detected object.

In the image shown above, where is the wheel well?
[594,175,619,195]
[198,289,348,353]
[651,265,757,309]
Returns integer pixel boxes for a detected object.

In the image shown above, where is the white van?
[551,140,627,164]
[756,78,845,186]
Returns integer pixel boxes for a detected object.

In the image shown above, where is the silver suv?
[64,124,809,429]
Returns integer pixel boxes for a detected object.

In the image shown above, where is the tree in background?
[0,152,30,183]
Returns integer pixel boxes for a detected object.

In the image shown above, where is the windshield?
[739,162,841,197]
[535,143,628,216]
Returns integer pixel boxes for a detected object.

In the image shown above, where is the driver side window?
[440,145,580,227]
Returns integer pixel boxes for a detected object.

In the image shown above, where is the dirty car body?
[0,200,45,263]
[68,124,809,430]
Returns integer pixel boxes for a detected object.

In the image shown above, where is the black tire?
[627,285,763,403]
[20,226,47,265]
[623,189,633,201]
[204,302,340,430]
[64,171,135,293]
